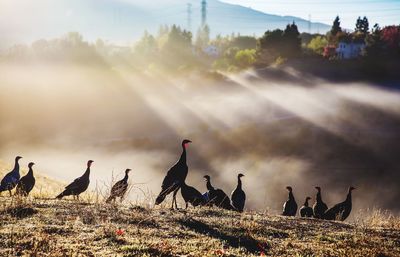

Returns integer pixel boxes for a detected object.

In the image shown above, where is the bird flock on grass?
[0,139,355,221]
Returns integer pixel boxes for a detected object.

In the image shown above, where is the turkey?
[282,186,298,216]
[230,173,246,212]
[16,162,36,196]
[106,169,131,203]
[203,175,233,210]
[313,186,328,219]
[0,156,23,196]
[56,160,93,200]
[323,187,355,221]
[299,197,313,217]
[180,181,206,209]
[155,139,191,209]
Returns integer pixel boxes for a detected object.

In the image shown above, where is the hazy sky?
[221,0,400,28]
[1,0,399,49]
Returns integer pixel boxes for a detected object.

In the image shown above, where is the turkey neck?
[83,166,91,178]
[178,144,187,164]
[345,189,352,203]
[288,191,295,201]
[27,167,34,177]
[123,172,129,182]
[236,176,242,190]
[206,179,214,191]
[304,198,309,207]
[13,158,20,173]
[316,191,323,203]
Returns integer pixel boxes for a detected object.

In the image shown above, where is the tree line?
[2,16,399,73]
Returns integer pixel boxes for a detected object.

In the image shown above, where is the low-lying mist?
[1,62,399,218]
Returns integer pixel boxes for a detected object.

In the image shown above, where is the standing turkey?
[0,156,23,196]
[180,181,206,209]
[282,186,298,216]
[203,175,233,210]
[299,196,313,217]
[155,139,191,209]
[106,169,131,203]
[231,173,246,212]
[323,187,355,221]
[313,186,328,219]
[56,160,93,200]
[16,162,36,196]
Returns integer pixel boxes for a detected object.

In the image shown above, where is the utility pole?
[201,0,207,28]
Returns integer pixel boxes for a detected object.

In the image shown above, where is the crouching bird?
[323,187,355,221]
[106,169,131,203]
[299,196,313,217]
[204,175,234,210]
[56,160,93,200]
[0,156,23,196]
[180,181,206,209]
[16,162,36,196]
[155,139,191,209]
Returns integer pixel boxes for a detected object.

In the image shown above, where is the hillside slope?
[0,198,399,256]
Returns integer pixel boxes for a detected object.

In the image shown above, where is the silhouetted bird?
[180,182,206,209]
[204,175,233,210]
[231,173,246,212]
[106,169,131,203]
[313,186,328,219]
[0,156,22,196]
[56,160,93,200]
[323,187,355,221]
[299,196,313,217]
[282,186,298,216]
[155,139,191,209]
[16,162,36,196]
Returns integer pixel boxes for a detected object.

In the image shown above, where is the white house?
[202,45,220,57]
[336,42,365,59]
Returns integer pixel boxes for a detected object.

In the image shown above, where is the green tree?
[282,22,301,57]
[258,29,284,51]
[355,16,369,34]
[330,16,342,37]
[234,49,256,68]
[160,25,194,69]
[135,31,157,55]
[195,25,210,48]
[307,36,328,55]
[365,23,383,57]
[230,36,257,50]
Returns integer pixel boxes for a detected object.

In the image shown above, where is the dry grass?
[0,195,399,257]
[1,161,399,256]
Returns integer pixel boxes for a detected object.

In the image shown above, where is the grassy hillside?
[0,197,399,257]
[1,160,399,256]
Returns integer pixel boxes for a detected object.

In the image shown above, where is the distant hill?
[1,0,330,49]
